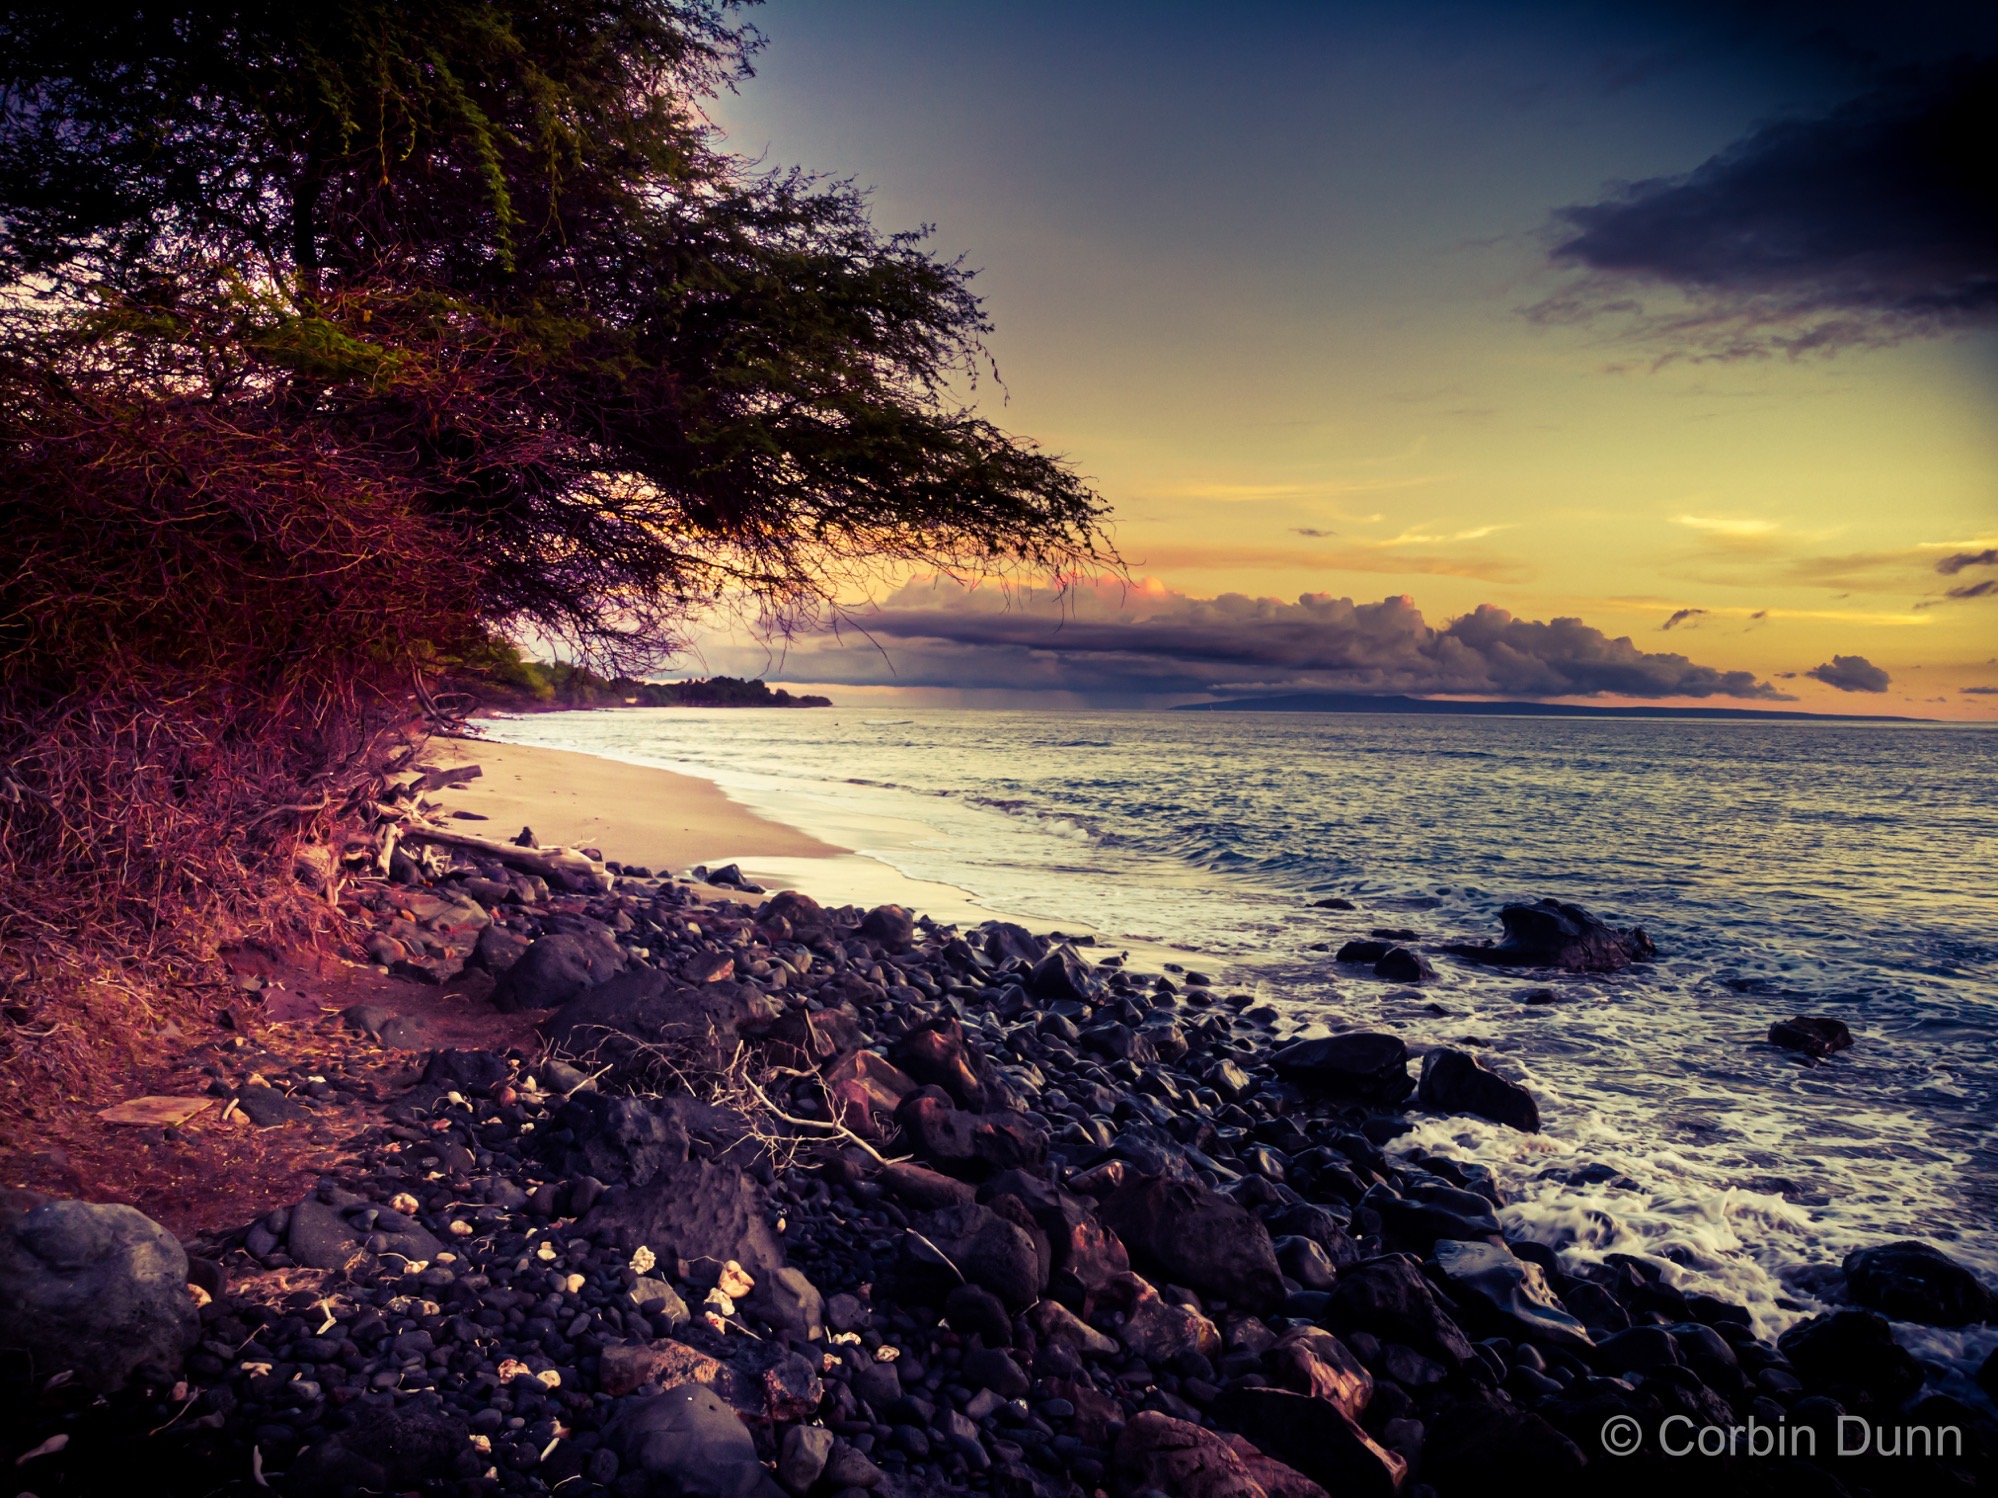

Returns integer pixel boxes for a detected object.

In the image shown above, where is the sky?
[689,0,1998,716]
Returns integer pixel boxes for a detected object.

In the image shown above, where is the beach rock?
[1336,939,1392,963]
[604,1385,782,1498]
[1099,1174,1285,1312]
[1373,946,1436,983]
[1115,1410,1331,1498]
[1445,898,1655,972]
[905,1202,1045,1310]
[1433,1239,1593,1352]
[1030,1299,1120,1357]
[892,1017,994,1111]
[761,889,829,936]
[984,921,1047,966]
[858,903,916,949]
[1096,1272,1222,1361]
[547,1093,695,1186]
[777,1424,835,1494]
[1329,1254,1476,1366]
[234,1083,310,1127]
[1778,1309,1926,1407]
[287,1403,472,1497]
[749,1264,826,1341]
[1262,1202,1360,1268]
[287,1193,443,1271]
[894,1091,1047,1178]
[492,929,628,1011]
[420,1047,510,1097]
[1269,1032,1413,1104]
[1420,1395,1588,1495]
[0,1195,198,1393]
[1417,1047,1541,1131]
[1027,944,1094,1004]
[1841,1241,1996,1326]
[467,923,532,975]
[583,1158,787,1281]
[1769,1015,1855,1059]
[1267,1325,1374,1420]
[1212,1386,1406,1498]
[823,1049,918,1139]
[1363,1185,1500,1254]
[545,969,781,1071]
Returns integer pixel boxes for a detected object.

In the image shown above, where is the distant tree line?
[467,644,830,709]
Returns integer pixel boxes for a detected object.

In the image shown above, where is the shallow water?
[485,707,1998,1378]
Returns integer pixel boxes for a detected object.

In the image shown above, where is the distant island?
[1176,691,1928,723]
[457,651,830,711]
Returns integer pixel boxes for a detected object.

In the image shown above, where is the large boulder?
[544,1094,695,1187]
[1445,898,1654,972]
[1328,1254,1476,1367]
[544,969,780,1071]
[1777,1309,1926,1408]
[895,1091,1047,1179]
[893,1017,997,1111]
[857,903,916,950]
[1268,1033,1413,1105]
[1114,1410,1330,1498]
[1842,1241,1996,1327]
[0,1195,198,1392]
[491,929,628,1011]
[1099,1175,1285,1312]
[904,1202,1047,1311]
[287,1191,444,1272]
[1027,944,1094,1004]
[583,1159,787,1282]
[1211,1386,1406,1498]
[1433,1239,1593,1352]
[1417,1047,1540,1131]
[604,1386,783,1498]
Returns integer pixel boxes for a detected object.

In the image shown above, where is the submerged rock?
[1444,898,1655,972]
[1769,1015,1854,1059]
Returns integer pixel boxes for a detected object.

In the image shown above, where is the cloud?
[1675,514,1781,537]
[1962,686,1998,695]
[1937,548,1998,574]
[1806,653,1892,692]
[1661,607,1707,631]
[743,579,1788,702]
[1533,59,1998,358]
[1291,527,1336,538]
[1945,579,1998,601]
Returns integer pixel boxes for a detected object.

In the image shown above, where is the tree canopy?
[0,0,1108,688]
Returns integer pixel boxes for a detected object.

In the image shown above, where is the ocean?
[483,706,1998,1383]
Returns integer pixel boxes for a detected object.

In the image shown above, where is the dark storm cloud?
[1661,607,1707,630]
[1806,653,1892,692]
[1536,60,1998,357]
[780,581,1784,701]
[1944,579,1998,601]
[1962,686,1998,695]
[1936,548,1998,574]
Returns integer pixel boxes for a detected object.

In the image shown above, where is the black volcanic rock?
[1444,898,1655,973]
[1269,1032,1414,1105]
[1417,1047,1541,1131]
[1769,1015,1854,1059]
[1842,1241,1996,1327]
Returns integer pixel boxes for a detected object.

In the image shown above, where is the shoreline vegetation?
[2,740,1993,1497]
[457,650,834,714]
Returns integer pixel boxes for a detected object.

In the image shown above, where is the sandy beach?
[425,736,843,870]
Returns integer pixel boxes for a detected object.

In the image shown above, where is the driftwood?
[397,822,609,892]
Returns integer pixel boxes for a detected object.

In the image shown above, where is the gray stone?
[606,1385,783,1498]
[0,1196,198,1392]
[288,1196,442,1272]
[491,930,628,1012]
[750,1264,825,1341]
[778,1424,835,1493]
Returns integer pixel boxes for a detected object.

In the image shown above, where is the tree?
[0,2,1108,976]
